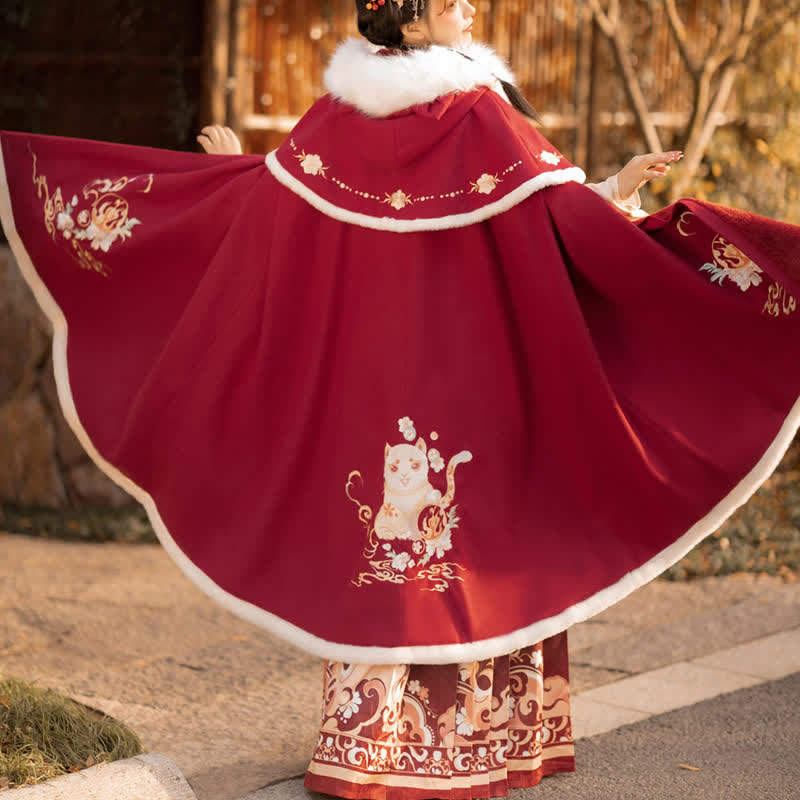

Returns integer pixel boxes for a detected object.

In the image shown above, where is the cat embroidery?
[348,415,472,592]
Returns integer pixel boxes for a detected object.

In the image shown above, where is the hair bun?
[355,0,413,48]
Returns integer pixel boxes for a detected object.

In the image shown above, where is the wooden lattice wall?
[205,0,796,177]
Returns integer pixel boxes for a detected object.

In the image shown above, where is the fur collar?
[323,37,515,117]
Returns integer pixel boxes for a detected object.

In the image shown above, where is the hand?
[196,124,243,155]
[616,151,683,201]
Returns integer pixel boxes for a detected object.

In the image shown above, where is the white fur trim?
[324,37,515,117]
[3,138,799,664]
[266,149,586,231]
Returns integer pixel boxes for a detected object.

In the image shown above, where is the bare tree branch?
[586,0,614,38]
[587,0,664,152]
[662,0,697,77]
[609,0,620,27]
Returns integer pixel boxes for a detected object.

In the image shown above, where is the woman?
[2,0,799,797]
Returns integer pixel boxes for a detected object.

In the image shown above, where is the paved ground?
[527,671,800,799]
[1,532,798,800]
[248,672,800,800]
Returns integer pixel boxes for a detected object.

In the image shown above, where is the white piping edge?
[3,138,799,665]
[265,149,586,232]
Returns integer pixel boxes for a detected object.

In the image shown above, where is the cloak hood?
[264,36,587,232]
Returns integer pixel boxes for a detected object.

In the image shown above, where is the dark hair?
[354,0,541,123]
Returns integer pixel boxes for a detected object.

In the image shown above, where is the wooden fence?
[204,1,794,173]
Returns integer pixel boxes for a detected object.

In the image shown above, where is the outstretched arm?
[586,151,683,220]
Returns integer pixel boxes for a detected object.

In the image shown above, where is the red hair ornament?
[366,0,422,19]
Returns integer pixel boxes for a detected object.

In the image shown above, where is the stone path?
[0,533,797,799]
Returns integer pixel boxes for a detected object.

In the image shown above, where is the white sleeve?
[585,173,649,220]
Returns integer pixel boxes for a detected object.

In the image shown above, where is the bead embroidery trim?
[287,138,524,211]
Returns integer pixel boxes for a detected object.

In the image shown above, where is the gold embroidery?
[383,189,413,210]
[680,209,796,313]
[762,282,798,317]
[295,149,328,178]
[287,138,523,211]
[677,210,697,236]
[350,415,472,592]
[469,172,502,195]
[698,235,763,292]
[31,146,152,278]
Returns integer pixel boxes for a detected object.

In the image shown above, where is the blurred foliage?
[647,19,800,221]
[662,439,800,582]
[0,504,156,544]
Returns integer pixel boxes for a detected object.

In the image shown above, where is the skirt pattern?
[304,631,575,799]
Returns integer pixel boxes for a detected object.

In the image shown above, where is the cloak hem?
[2,137,799,665]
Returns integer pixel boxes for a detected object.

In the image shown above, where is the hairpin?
[366,0,421,19]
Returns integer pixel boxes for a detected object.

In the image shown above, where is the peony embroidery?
[698,234,763,291]
[679,211,796,312]
[32,149,152,278]
[349,415,472,592]
[383,189,413,210]
[469,172,502,195]
[385,547,415,572]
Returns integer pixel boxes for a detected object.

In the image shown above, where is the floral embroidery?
[538,150,561,166]
[383,189,413,210]
[698,234,764,291]
[31,148,152,278]
[57,194,141,253]
[307,638,574,792]
[349,415,472,592]
[762,282,797,316]
[385,546,415,572]
[455,709,475,735]
[338,690,362,720]
[678,211,797,312]
[382,501,400,518]
[287,137,527,213]
[296,151,328,177]
[398,415,416,441]
[469,172,502,195]
[427,447,445,472]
